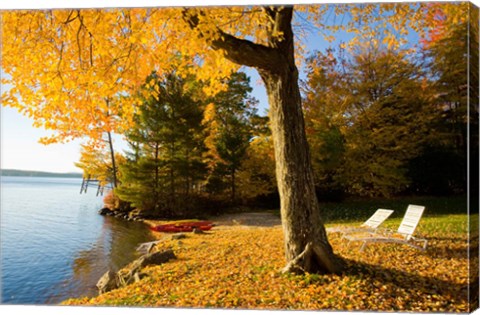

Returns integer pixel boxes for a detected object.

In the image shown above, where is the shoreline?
[80,210,282,300]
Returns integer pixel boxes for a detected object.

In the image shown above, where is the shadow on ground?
[212,212,281,227]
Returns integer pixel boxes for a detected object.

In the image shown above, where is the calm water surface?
[1,176,156,305]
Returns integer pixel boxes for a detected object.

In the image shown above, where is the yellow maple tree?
[1,2,473,274]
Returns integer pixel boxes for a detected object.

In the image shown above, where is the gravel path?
[210,212,282,229]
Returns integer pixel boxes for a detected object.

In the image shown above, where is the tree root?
[282,242,344,275]
[281,242,313,274]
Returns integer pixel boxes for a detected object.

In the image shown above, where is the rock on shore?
[97,249,176,294]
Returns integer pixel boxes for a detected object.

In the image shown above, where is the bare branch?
[76,10,83,68]
[62,10,78,25]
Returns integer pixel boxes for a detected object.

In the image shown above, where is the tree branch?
[181,8,284,72]
[267,7,295,54]
[211,31,284,71]
[62,10,79,25]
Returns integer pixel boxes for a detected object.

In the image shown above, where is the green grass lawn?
[322,195,476,240]
[320,195,469,223]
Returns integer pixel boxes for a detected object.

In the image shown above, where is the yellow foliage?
[236,136,276,198]
[62,215,469,312]
[201,102,224,166]
[75,142,117,186]
[1,3,470,146]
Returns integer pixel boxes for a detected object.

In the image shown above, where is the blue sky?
[0,0,473,173]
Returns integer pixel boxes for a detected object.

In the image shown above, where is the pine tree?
[203,72,258,202]
[116,72,206,217]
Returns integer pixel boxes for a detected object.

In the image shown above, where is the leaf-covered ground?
[63,214,474,312]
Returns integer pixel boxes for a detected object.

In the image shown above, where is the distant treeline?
[1,169,83,178]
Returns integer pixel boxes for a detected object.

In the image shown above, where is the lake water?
[0,176,156,305]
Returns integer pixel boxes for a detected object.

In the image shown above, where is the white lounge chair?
[327,208,394,235]
[343,204,427,251]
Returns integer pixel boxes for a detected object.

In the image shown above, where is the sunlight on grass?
[321,195,468,224]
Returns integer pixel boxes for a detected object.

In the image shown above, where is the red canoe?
[150,221,214,233]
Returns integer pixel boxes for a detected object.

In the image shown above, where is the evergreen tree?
[116,72,206,217]
[203,72,258,201]
[408,21,474,194]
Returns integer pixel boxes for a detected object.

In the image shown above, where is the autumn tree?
[203,72,257,202]
[342,47,437,197]
[75,140,127,210]
[236,116,277,203]
[75,142,121,188]
[75,138,125,187]
[2,2,472,274]
[302,48,347,200]
[407,19,473,195]
[303,43,438,197]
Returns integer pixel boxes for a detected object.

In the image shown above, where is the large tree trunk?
[260,8,343,274]
[260,68,341,274]
[183,5,343,274]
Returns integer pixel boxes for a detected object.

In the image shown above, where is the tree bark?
[107,131,118,188]
[260,68,341,274]
[183,6,343,274]
[231,168,236,201]
[154,142,160,194]
[185,147,190,196]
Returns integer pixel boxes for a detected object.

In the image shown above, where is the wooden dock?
[80,176,111,196]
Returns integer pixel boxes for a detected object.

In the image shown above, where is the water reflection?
[47,216,156,303]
